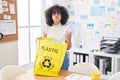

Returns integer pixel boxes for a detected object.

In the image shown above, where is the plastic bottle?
[91,72,101,80]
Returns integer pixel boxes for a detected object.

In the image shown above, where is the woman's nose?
[55,13,58,16]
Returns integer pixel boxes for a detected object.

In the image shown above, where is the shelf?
[114,55,120,72]
[71,47,92,54]
[92,55,114,75]
[92,51,117,57]
[70,47,120,76]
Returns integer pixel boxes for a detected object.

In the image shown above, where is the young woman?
[42,4,72,70]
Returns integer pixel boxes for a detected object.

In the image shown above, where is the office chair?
[0,65,26,80]
[109,72,120,80]
[68,62,100,76]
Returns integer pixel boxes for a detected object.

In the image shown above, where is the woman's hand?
[66,31,72,50]
[42,32,47,38]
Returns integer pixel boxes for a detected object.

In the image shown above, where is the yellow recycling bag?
[34,38,67,76]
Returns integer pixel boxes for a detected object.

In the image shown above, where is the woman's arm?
[65,32,72,50]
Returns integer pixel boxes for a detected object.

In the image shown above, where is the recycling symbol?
[42,59,52,68]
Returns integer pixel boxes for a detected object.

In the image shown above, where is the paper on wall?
[9,2,15,14]
[0,0,3,14]
[3,8,9,12]
[4,15,11,20]
[2,1,8,6]
[0,20,16,35]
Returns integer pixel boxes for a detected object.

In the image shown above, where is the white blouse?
[42,24,71,41]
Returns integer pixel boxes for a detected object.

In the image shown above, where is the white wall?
[0,41,18,69]
[53,0,65,6]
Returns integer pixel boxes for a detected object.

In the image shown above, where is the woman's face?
[52,12,61,24]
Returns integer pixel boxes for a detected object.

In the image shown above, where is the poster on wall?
[65,0,120,52]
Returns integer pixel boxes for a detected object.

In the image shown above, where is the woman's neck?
[53,22,60,26]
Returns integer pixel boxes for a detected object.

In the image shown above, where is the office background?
[0,0,120,69]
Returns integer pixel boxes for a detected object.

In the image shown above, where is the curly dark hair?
[45,4,69,26]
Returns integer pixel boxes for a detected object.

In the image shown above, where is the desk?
[10,70,106,80]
